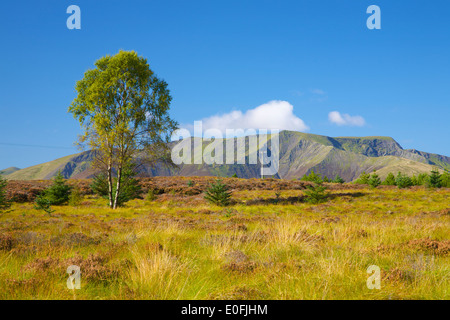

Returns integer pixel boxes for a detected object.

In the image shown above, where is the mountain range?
[1,131,449,182]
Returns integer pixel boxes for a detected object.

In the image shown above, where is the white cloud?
[328,111,365,127]
[194,100,309,133]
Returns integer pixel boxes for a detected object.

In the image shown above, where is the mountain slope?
[5,131,449,181]
[0,167,21,177]
[5,152,97,180]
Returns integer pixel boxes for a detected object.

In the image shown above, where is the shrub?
[300,170,323,183]
[146,189,157,202]
[332,175,344,184]
[441,170,450,188]
[427,168,442,188]
[273,191,281,204]
[187,180,194,187]
[396,172,412,189]
[204,179,232,206]
[34,195,54,215]
[90,167,142,207]
[232,173,238,178]
[303,181,329,204]
[0,175,10,211]
[41,171,72,205]
[411,175,419,186]
[355,171,370,185]
[417,173,429,186]
[68,187,82,206]
[368,172,381,188]
[383,172,396,186]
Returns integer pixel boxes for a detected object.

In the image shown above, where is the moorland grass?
[0,185,448,300]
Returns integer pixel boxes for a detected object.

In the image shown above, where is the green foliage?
[273,191,282,204]
[68,50,178,209]
[417,173,429,186]
[323,176,330,183]
[34,195,54,215]
[33,171,72,212]
[204,179,232,206]
[223,208,234,218]
[0,175,11,211]
[90,173,109,198]
[300,170,323,183]
[427,168,442,188]
[332,174,344,184]
[440,170,450,188]
[187,180,194,187]
[91,167,142,207]
[42,171,72,205]
[68,187,82,206]
[303,181,329,204]
[146,189,157,202]
[396,172,412,189]
[368,172,382,188]
[231,173,238,178]
[410,175,419,186]
[355,171,370,185]
[383,172,396,186]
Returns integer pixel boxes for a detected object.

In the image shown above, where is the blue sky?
[0,0,449,170]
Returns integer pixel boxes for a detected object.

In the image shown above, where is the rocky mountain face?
[3,131,449,181]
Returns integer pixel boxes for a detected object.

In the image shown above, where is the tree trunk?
[113,165,122,209]
[107,160,114,209]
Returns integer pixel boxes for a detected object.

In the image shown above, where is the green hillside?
[0,167,21,177]
[5,131,449,181]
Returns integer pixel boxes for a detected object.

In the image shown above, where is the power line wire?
[0,142,76,150]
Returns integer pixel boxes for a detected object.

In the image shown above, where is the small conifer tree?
[417,173,428,186]
[34,195,55,215]
[300,170,323,183]
[332,174,344,184]
[303,181,329,204]
[440,170,450,188]
[396,172,412,189]
[427,168,442,188]
[368,171,382,188]
[383,172,396,186]
[43,171,72,205]
[204,179,232,206]
[68,187,82,206]
[146,188,157,202]
[0,175,10,211]
[355,171,370,185]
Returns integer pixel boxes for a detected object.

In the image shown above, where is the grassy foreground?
[0,183,449,300]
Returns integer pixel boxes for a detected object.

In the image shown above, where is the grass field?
[0,179,449,300]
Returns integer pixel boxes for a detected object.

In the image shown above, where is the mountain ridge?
[3,131,449,181]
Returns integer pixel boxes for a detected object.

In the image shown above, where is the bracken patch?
[407,238,450,256]
[0,234,14,251]
[50,232,102,247]
[222,250,258,273]
[383,267,415,283]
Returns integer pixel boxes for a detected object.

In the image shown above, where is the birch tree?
[69,50,177,209]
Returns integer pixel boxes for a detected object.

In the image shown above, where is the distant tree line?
[299,170,344,184]
[354,168,450,189]
[298,168,450,189]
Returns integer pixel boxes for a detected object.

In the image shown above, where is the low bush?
[204,179,232,206]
